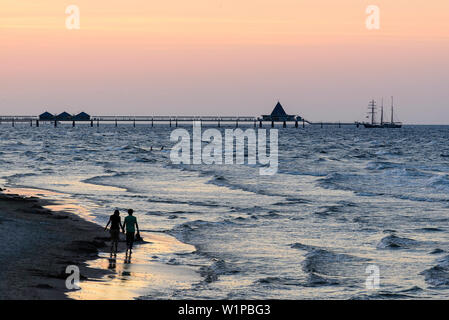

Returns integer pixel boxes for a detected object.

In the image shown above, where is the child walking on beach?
[123,209,140,255]
[104,210,124,255]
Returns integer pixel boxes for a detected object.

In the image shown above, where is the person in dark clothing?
[105,210,124,254]
[123,209,140,254]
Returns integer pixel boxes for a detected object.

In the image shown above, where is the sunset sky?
[1,1,448,123]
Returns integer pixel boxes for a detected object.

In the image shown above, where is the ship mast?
[380,98,384,125]
[368,99,377,125]
[391,96,394,124]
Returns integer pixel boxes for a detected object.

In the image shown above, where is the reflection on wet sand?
[108,255,117,270]
[67,232,201,300]
[4,187,201,300]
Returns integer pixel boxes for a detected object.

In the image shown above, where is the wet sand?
[0,187,199,300]
[68,232,201,300]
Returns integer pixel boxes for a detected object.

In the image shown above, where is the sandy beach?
[0,187,199,300]
[0,187,116,299]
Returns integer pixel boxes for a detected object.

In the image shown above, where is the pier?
[0,103,361,128]
[0,115,361,128]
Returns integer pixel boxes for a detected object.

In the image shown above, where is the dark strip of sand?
[0,188,120,300]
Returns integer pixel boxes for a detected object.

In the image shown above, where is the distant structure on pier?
[39,111,91,121]
[73,112,91,121]
[261,102,297,121]
[55,112,73,121]
[39,111,54,120]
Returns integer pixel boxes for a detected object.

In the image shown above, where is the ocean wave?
[420,266,449,287]
[255,276,302,287]
[94,132,117,137]
[168,219,243,284]
[385,167,427,177]
[273,198,311,206]
[430,248,445,255]
[169,219,235,243]
[132,146,154,153]
[206,174,286,198]
[376,235,418,249]
[277,169,328,177]
[435,255,449,268]
[375,150,391,156]
[199,259,237,283]
[305,273,341,287]
[416,227,444,233]
[290,242,316,251]
[290,242,367,282]
[259,211,282,219]
[352,291,417,300]
[426,175,449,191]
[398,286,423,294]
[6,172,38,181]
[255,273,341,287]
[148,197,223,209]
[365,161,400,170]
[129,156,156,163]
[302,248,363,275]
[323,172,346,181]
[81,174,135,192]
[314,205,345,216]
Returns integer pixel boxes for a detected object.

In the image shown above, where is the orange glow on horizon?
[1,0,449,123]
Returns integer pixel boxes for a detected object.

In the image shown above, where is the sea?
[1,122,449,299]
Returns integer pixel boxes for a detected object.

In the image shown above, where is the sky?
[1,1,448,124]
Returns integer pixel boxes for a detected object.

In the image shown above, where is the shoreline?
[0,187,199,300]
[0,187,121,299]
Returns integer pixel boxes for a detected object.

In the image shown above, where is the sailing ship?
[363,97,402,128]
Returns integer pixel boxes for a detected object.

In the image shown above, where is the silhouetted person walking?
[105,210,124,255]
[123,209,140,256]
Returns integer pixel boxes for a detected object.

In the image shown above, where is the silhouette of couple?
[104,209,140,257]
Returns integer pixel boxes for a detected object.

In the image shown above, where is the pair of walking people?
[104,209,140,255]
